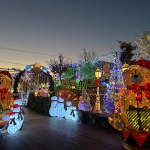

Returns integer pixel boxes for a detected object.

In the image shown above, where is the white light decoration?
[71,106,78,121]
[56,97,65,118]
[13,98,24,130]
[31,66,33,68]
[7,112,18,135]
[65,100,72,120]
[49,96,58,117]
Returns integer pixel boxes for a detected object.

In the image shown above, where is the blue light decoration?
[44,67,47,72]
[56,97,65,118]
[25,65,30,70]
[101,81,105,85]
[104,52,124,113]
[49,96,58,117]
[65,100,72,120]
[70,106,78,121]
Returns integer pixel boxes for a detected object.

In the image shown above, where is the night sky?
[0,0,150,69]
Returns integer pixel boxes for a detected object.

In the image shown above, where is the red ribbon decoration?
[95,78,100,87]
[0,88,8,102]
[127,83,150,104]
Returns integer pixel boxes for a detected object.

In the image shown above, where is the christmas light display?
[70,106,78,121]
[108,58,150,149]
[135,31,150,56]
[7,112,17,135]
[78,88,92,111]
[49,96,58,117]
[65,100,72,120]
[56,96,65,118]
[104,52,124,113]
[12,97,24,130]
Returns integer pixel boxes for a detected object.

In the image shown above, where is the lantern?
[122,63,129,72]
[95,68,101,78]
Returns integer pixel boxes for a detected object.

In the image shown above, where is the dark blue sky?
[0,0,150,69]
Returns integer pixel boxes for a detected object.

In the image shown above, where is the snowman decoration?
[56,96,65,118]
[7,112,17,135]
[12,97,24,130]
[70,106,78,121]
[65,100,72,120]
[49,96,58,117]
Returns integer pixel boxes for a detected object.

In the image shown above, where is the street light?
[93,68,102,113]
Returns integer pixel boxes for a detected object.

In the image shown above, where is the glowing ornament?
[76,79,80,84]
[25,65,30,70]
[101,81,105,85]
[35,63,40,68]
[65,100,72,120]
[49,96,58,117]
[44,67,47,72]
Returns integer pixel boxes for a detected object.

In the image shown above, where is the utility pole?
[59,54,63,81]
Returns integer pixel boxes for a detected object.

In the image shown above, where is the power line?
[0,60,27,66]
[0,46,79,62]
[0,46,58,56]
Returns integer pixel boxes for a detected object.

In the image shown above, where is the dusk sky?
[0,0,150,70]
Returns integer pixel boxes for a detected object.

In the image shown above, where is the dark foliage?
[13,69,25,93]
[117,41,137,65]
[27,93,50,116]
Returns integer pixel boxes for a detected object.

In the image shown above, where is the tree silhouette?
[117,41,137,65]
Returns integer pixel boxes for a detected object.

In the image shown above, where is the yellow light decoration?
[41,83,45,87]
[34,92,37,96]
[72,86,75,89]
[122,63,129,72]
[108,58,150,131]
[95,68,101,78]
[34,63,40,68]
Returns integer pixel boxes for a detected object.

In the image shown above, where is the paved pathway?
[0,107,125,150]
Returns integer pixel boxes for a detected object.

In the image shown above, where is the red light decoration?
[127,83,150,104]
[94,78,100,87]
[12,104,20,108]
[65,90,69,93]
[122,130,130,142]
[0,88,8,101]
[131,132,148,147]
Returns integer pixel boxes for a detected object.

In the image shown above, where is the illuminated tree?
[135,31,150,55]
[78,61,97,79]
[104,52,124,113]
[133,31,150,60]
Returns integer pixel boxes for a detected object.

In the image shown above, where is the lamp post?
[122,63,129,72]
[93,68,102,113]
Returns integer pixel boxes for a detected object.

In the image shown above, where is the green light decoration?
[76,79,80,84]
[64,67,75,79]
[78,61,97,79]
[58,81,62,86]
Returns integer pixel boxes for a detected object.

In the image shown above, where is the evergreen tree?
[78,61,97,79]
[104,52,124,113]
[78,87,91,111]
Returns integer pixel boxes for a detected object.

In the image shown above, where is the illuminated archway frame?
[13,63,55,99]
